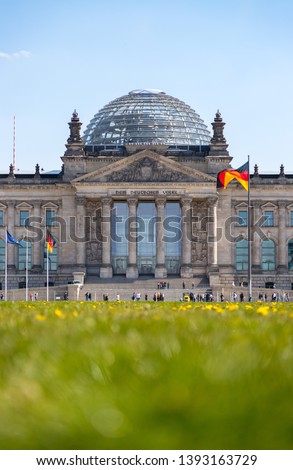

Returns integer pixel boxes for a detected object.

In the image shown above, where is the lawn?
[0,300,292,450]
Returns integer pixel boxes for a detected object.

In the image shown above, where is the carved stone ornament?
[181,198,192,209]
[127,197,138,207]
[86,241,102,265]
[101,197,112,208]
[155,197,166,208]
[106,157,195,182]
[191,241,208,265]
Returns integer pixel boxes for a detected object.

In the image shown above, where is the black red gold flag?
[217,161,249,191]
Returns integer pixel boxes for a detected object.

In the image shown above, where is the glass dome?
[83,89,211,147]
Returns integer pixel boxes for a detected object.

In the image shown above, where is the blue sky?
[1,0,293,172]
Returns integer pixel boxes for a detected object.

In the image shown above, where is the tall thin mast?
[13,116,16,171]
[247,155,252,301]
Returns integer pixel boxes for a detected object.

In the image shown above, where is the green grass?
[0,300,293,450]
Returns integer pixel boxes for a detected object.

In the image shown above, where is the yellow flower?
[245,305,253,310]
[256,306,269,316]
[54,308,64,318]
[226,304,239,311]
[203,304,213,310]
[214,306,224,314]
[35,314,46,321]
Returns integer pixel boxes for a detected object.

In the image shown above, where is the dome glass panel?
[83,89,211,146]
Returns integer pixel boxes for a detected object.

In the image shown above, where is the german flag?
[217,161,249,191]
[46,230,56,253]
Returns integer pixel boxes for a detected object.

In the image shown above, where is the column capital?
[252,200,262,209]
[278,200,287,208]
[155,197,166,208]
[7,200,15,208]
[180,197,192,208]
[101,197,112,208]
[76,196,87,206]
[207,196,218,208]
[127,197,138,207]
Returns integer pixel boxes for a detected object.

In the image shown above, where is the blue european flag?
[6,230,24,247]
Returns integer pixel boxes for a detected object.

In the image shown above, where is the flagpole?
[5,230,8,301]
[46,235,49,301]
[25,229,29,301]
[247,155,252,301]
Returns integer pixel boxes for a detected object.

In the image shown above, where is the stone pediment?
[72,150,216,184]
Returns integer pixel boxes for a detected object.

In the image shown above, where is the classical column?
[180,197,193,278]
[277,201,287,273]
[76,197,86,269]
[207,197,218,269]
[252,201,262,272]
[155,197,167,278]
[7,201,16,269]
[31,201,42,271]
[126,197,138,279]
[100,197,113,278]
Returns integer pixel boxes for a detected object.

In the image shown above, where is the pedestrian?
[145,294,148,301]
[240,292,244,302]
[88,292,92,301]
[182,281,185,289]
[220,293,225,302]
[233,292,237,302]
[116,294,120,301]
[85,292,89,301]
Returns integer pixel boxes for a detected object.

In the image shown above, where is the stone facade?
[1,110,293,292]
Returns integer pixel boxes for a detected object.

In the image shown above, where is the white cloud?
[0,50,32,60]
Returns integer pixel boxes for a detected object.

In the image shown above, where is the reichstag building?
[1,89,293,290]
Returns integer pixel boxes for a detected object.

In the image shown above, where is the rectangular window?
[263,210,274,227]
[238,210,248,227]
[20,210,29,227]
[236,240,248,271]
[290,211,293,227]
[0,210,3,226]
[46,209,55,227]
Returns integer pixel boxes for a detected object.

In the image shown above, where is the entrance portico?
[80,192,218,280]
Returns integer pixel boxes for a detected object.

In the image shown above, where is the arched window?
[44,243,58,271]
[262,240,276,271]
[0,238,5,271]
[288,240,293,270]
[18,239,32,271]
[236,239,248,271]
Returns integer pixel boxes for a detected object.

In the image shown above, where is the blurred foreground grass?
[0,300,293,450]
